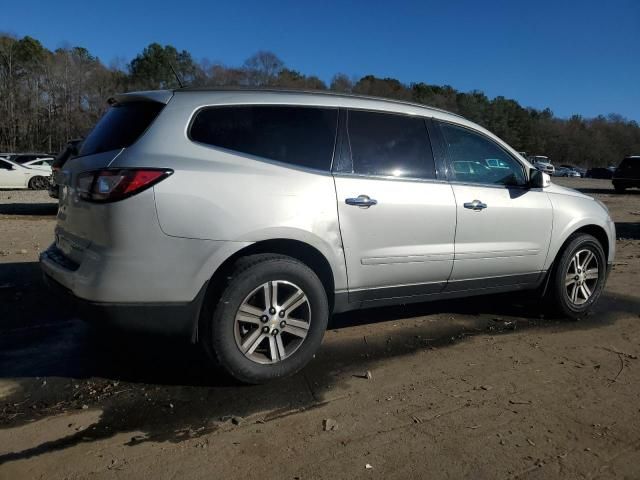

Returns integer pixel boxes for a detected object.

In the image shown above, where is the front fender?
[545,193,616,269]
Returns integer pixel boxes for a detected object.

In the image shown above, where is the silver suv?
[41,89,615,383]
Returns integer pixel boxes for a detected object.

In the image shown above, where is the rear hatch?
[54,93,171,264]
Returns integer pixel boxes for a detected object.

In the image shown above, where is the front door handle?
[463,199,487,211]
[345,195,378,208]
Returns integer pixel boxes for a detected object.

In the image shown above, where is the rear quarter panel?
[109,92,348,291]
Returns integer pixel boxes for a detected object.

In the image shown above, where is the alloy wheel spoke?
[581,283,592,298]
[581,251,594,270]
[565,273,576,287]
[585,268,599,280]
[285,324,308,338]
[276,335,286,360]
[241,329,265,354]
[262,283,271,309]
[268,335,279,362]
[270,281,279,309]
[572,254,580,272]
[236,312,261,325]
[236,304,264,324]
[280,289,305,312]
[571,283,579,303]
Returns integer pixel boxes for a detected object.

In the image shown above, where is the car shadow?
[615,222,640,240]
[0,203,58,216]
[1,260,639,465]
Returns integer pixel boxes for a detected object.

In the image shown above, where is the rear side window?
[79,101,164,157]
[190,106,338,171]
[347,110,436,179]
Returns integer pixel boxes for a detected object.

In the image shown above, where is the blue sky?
[3,0,639,120]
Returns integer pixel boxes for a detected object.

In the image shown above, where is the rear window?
[619,158,640,171]
[79,101,164,157]
[189,106,338,171]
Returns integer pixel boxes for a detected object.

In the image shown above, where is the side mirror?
[529,168,551,188]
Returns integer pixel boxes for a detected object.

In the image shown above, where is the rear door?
[435,121,552,290]
[334,109,457,302]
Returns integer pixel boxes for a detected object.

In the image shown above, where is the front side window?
[190,106,338,171]
[440,122,526,186]
[0,160,11,170]
[347,110,436,179]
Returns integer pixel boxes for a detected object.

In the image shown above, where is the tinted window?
[440,122,526,186]
[618,157,640,173]
[190,106,338,171]
[79,101,164,157]
[0,160,12,170]
[347,110,435,179]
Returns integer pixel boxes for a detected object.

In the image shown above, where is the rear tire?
[201,254,329,384]
[547,233,606,319]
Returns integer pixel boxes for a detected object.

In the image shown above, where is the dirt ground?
[0,178,639,479]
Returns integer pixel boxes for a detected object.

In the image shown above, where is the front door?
[334,109,457,302]
[436,121,553,290]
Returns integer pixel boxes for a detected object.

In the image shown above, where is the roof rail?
[174,86,465,119]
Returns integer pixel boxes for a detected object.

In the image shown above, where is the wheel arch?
[196,238,338,342]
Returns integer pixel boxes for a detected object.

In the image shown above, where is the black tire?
[613,184,626,194]
[547,233,607,319]
[29,176,47,190]
[201,254,329,384]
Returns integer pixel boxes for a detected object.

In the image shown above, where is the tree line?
[1,34,639,167]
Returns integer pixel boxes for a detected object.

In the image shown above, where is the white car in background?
[23,157,54,173]
[0,157,50,189]
[529,156,555,175]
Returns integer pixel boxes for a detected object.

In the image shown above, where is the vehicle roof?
[112,87,466,119]
[110,88,534,170]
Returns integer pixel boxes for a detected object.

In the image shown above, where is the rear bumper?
[42,271,206,339]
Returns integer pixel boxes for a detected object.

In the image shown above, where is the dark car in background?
[586,167,614,179]
[612,156,640,193]
[48,140,82,198]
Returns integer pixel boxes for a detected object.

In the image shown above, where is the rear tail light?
[77,168,172,203]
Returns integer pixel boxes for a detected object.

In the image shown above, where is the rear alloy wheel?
[234,280,311,365]
[549,233,606,318]
[202,254,328,384]
[29,176,48,190]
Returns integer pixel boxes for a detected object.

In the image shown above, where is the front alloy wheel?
[564,249,599,305]
[549,233,606,318]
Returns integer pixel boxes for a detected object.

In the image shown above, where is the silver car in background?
[40,89,615,383]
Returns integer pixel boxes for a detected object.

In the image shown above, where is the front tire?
[201,254,329,384]
[548,233,606,318]
[28,176,48,190]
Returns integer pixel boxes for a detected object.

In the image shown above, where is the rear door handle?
[345,195,377,208]
[463,199,487,211]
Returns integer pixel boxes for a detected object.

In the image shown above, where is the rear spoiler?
[108,90,174,106]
